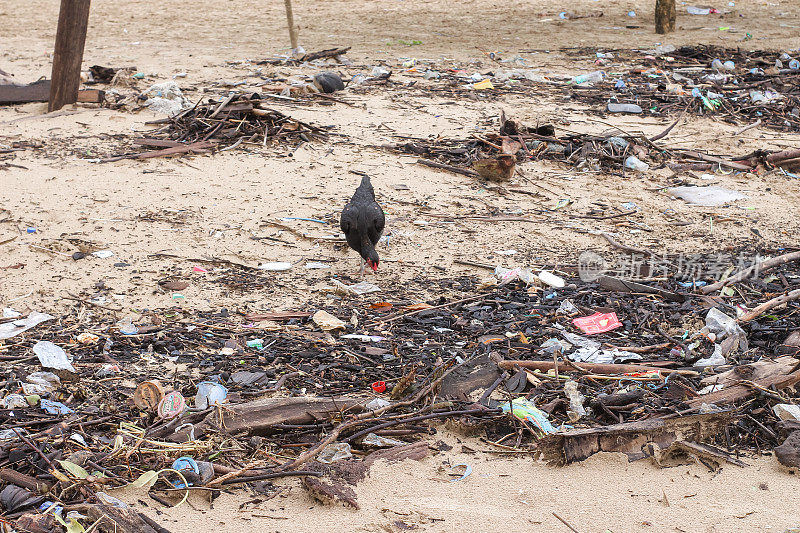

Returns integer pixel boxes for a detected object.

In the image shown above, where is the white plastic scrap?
[2,308,21,318]
[537,270,565,288]
[495,266,536,285]
[668,186,747,207]
[773,404,800,422]
[331,279,381,296]
[21,372,60,395]
[540,338,572,354]
[694,343,726,367]
[557,299,579,315]
[561,332,642,364]
[564,381,587,421]
[0,312,54,340]
[142,81,191,116]
[33,341,76,373]
[700,307,748,364]
[340,334,385,342]
[312,310,347,332]
[362,433,407,448]
[366,398,391,410]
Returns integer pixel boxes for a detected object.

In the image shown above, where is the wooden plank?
[49,0,92,112]
[1,79,102,105]
[77,88,104,103]
[0,80,50,104]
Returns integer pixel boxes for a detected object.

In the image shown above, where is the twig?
[600,232,653,256]
[416,158,479,178]
[366,293,490,326]
[64,292,123,312]
[280,355,477,470]
[220,470,321,485]
[737,289,800,322]
[734,119,761,136]
[552,512,581,533]
[343,407,498,443]
[12,428,57,472]
[701,250,800,294]
[649,106,687,142]
[138,513,172,533]
[454,259,495,270]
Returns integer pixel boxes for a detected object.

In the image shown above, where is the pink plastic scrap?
[572,312,622,335]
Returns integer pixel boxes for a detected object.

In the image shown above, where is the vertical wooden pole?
[48,0,91,112]
[284,0,299,51]
[655,0,676,34]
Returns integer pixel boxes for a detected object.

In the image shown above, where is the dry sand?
[2,0,800,531]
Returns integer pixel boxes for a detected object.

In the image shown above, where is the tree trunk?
[655,0,676,34]
[49,0,91,112]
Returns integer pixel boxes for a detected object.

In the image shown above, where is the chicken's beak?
[368,260,378,272]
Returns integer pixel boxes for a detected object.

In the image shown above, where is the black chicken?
[340,175,385,274]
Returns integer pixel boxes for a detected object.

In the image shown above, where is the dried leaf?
[58,460,90,480]
[129,470,158,490]
[160,280,189,291]
[403,303,432,311]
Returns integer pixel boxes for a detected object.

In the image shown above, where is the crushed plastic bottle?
[572,70,606,85]
[624,155,650,172]
[195,381,228,409]
[687,6,711,14]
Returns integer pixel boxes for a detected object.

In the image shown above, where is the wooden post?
[284,0,299,51]
[48,0,91,112]
[655,0,676,34]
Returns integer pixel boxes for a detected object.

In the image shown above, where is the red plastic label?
[572,312,622,335]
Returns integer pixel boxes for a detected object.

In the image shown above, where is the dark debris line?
[1,251,800,529]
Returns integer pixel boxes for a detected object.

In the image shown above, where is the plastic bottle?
[537,270,566,288]
[572,70,606,85]
[687,6,711,14]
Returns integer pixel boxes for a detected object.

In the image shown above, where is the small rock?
[775,430,800,467]
[313,72,345,93]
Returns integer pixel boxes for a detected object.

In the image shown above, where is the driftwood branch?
[738,289,800,322]
[701,250,800,294]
